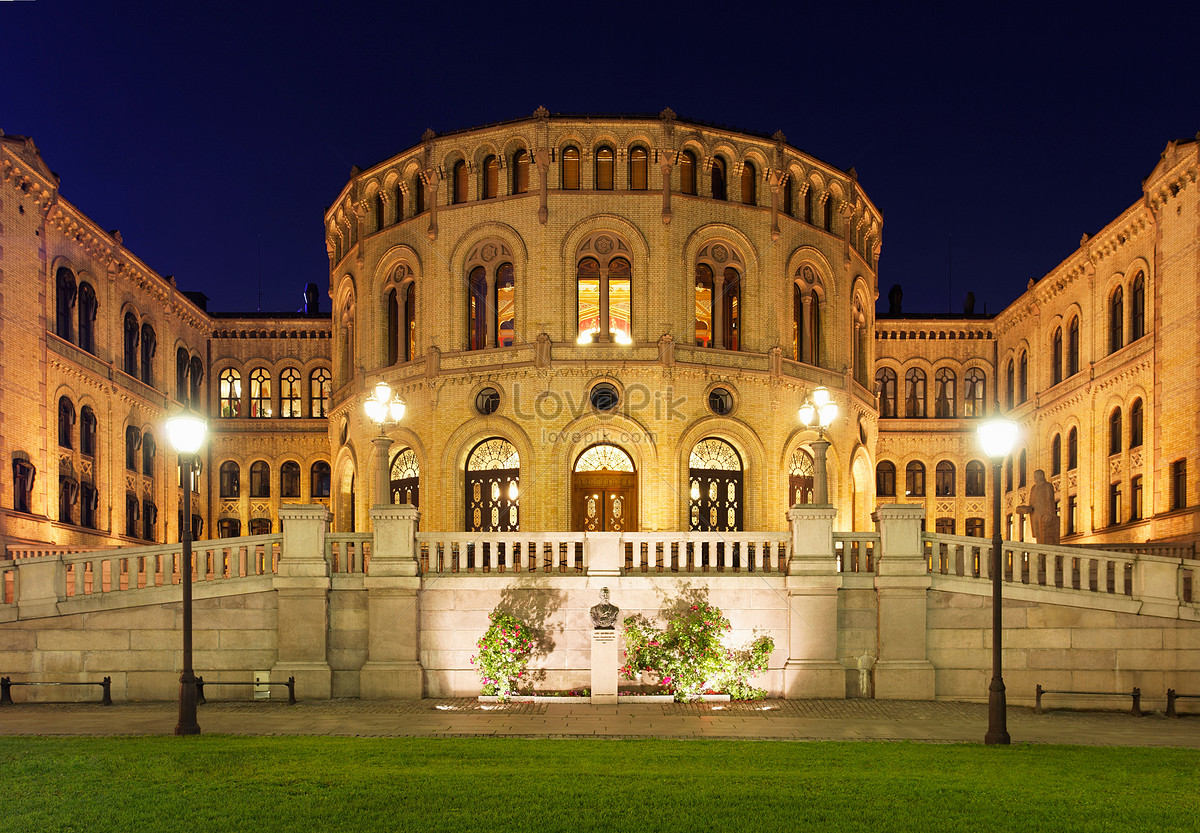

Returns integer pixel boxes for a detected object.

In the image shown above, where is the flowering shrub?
[620,601,774,702]
[470,611,535,701]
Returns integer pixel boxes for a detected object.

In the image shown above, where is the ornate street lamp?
[165,409,207,736]
[798,386,839,505]
[978,406,1018,745]
[364,381,406,506]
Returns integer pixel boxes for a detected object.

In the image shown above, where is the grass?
[3,736,1198,832]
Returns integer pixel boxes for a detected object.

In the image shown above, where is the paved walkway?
[1,698,1198,746]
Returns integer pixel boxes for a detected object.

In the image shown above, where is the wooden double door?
[571,471,637,532]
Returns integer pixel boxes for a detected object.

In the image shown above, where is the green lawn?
[3,737,1197,832]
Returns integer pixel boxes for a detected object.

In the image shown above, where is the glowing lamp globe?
[978,415,1019,460]
[166,412,208,455]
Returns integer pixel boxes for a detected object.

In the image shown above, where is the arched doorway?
[688,438,743,531]
[390,447,419,506]
[465,438,519,532]
[789,447,815,506]
[571,444,637,532]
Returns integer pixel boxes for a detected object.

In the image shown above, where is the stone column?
[273,505,333,698]
[372,435,392,510]
[784,505,843,698]
[360,504,423,699]
[872,504,935,700]
[713,272,725,350]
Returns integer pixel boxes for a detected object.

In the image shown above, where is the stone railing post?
[272,505,333,698]
[361,505,423,698]
[784,505,843,698]
[872,504,935,699]
[585,532,622,576]
[1135,555,1183,619]
[15,555,65,619]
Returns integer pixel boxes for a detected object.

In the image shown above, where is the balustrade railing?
[834,533,879,573]
[417,532,586,574]
[623,532,789,574]
[326,534,372,574]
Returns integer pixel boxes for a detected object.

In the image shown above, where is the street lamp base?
[985,675,1010,745]
[175,671,201,736]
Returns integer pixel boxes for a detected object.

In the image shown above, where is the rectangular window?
[1172,459,1187,510]
[1067,495,1078,535]
[1130,475,1143,521]
[965,517,985,538]
[934,518,955,535]
[1109,482,1122,527]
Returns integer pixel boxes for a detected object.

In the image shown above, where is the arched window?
[56,267,76,341]
[12,460,35,514]
[123,312,140,377]
[1068,427,1078,470]
[1109,286,1124,353]
[789,448,815,505]
[711,156,727,200]
[390,447,420,506]
[80,406,97,457]
[1067,316,1080,376]
[595,146,614,190]
[1005,360,1015,409]
[695,263,713,347]
[125,493,140,538]
[934,368,956,418]
[58,396,75,448]
[189,356,203,406]
[496,262,515,347]
[1131,272,1145,340]
[78,282,97,354]
[964,368,986,418]
[721,267,741,351]
[176,348,190,404]
[139,323,156,386]
[414,172,425,214]
[803,187,813,223]
[512,149,530,194]
[823,196,835,233]
[452,160,468,204]
[1018,351,1028,403]
[468,266,488,351]
[792,274,822,366]
[125,426,141,471]
[1110,408,1122,455]
[280,368,301,417]
[1130,398,1143,448]
[373,190,384,232]
[250,461,270,497]
[680,150,697,195]
[966,460,985,496]
[482,155,499,199]
[1051,434,1062,476]
[393,180,404,223]
[1018,449,1027,487]
[465,438,520,532]
[629,147,648,190]
[561,146,580,190]
[219,461,240,498]
[311,461,331,498]
[935,461,956,496]
[577,246,632,345]
[59,475,78,525]
[876,368,897,418]
[876,461,896,497]
[310,368,332,418]
[782,177,794,216]
[219,369,241,418]
[249,368,271,418]
[905,461,926,497]
[904,368,926,418]
[688,438,743,531]
[142,432,156,478]
[1052,327,1063,385]
[740,161,756,205]
[281,461,301,498]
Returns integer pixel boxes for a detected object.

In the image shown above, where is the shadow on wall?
[494,581,566,688]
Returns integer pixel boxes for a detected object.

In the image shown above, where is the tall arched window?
[125,426,141,471]
[78,282,97,354]
[876,368,897,418]
[250,461,270,497]
[905,461,926,496]
[792,267,822,366]
[803,186,813,223]
[496,262,515,347]
[466,438,520,532]
[1109,408,1122,455]
[452,160,468,204]
[965,460,985,496]
[512,149,530,194]
[1018,449,1027,487]
[1131,272,1146,340]
[1018,351,1028,403]
[964,368,986,418]
[281,460,301,498]
[823,196,835,232]
[935,461,956,496]
[1052,327,1063,385]
[80,406,97,457]
[1130,398,1143,448]
[876,461,896,497]
[694,263,713,348]
[482,155,499,199]
[393,180,403,223]
[140,323,156,386]
[373,190,384,232]
[189,356,203,407]
[711,157,727,200]
[561,146,580,190]
[219,369,241,418]
[721,267,741,351]
[390,447,420,506]
[249,368,271,418]
[310,368,331,417]
[219,461,240,497]
[904,368,926,418]
[788,448,815,505]
[58,396,75,448]
[414,172,425,214]
[142,431,156,478]
[740,161,756,205]
[466,241,516,350]
[123,312,140,377]
[176,348,190,404]
[280,367,301,417]
[577,238,633,345]
[595,146,614,190]
[680,150,697,195]
[629,147,648,190]
[1005,360,1015,409]
[311,461,331,498]
[468,266,487,351]
[934,368,956,418]
[688,438,743,532]
[1068,427,1078,470]
[56,267,76,341]
[1109,286,1124,353]
[1067,316,1080,376]
[782,177,794,216]
[1051,434,1062,476]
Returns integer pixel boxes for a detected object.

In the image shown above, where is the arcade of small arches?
[213,459,333,537]
[875,364,988,420]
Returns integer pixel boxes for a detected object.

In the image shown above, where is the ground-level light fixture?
[798,386,839,505]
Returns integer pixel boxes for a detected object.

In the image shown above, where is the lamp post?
[364,381,407,506]
[165,409,207,736]
[978,405,1018,745]
[798,386,839,505]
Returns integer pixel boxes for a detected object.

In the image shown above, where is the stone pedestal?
[360,504,424,699]
[591,629,618,704]
[784,505,844,698]
[272,505,333,698]
[872,504,935,700]
[16,556,64,619]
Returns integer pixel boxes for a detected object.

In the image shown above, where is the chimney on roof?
[963,292,976,315]
[303,283,321,315]
[887,284,903,314]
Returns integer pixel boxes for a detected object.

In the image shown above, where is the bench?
[1166,688,1199,717]
[195,675,296,705]
[1035,684,1141,715]
[0,676,113,706]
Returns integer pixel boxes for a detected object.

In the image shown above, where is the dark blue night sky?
[3,2,1195,315]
